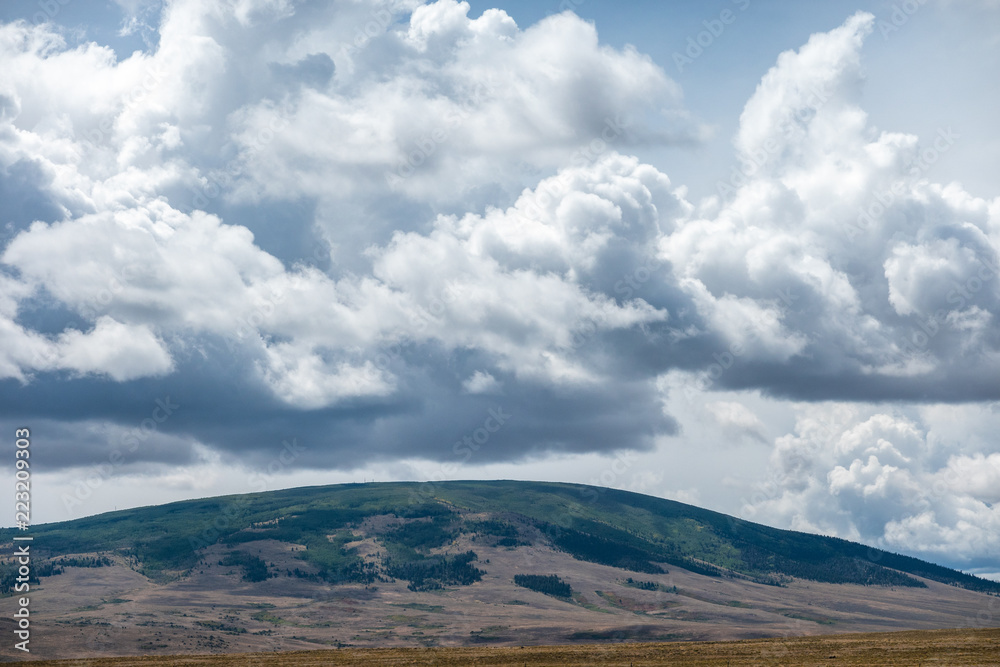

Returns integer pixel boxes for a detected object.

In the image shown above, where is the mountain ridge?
[3,480,999,660]
[4,479,997,594]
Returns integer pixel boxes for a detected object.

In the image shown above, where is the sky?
[1,0,999,581]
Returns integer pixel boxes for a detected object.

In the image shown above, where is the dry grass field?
[16,628,1000,666]
[5,483,1000,663]
[5,540,999,661]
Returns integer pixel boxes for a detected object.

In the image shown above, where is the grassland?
[4,481,998,595]
[19,628,1000,666]
[3,481,999,660]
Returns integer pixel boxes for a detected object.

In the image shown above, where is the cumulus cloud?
[0,1,999,577]
[0,0,688,466]
[705,400,768,444]
[151,0,698,266]
[462,370,500,394]
[662,11,1000,401]
[740,404,1000,574]
[53,316,173,381]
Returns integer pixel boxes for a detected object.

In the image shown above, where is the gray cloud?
[739,404,1000,574]
[0,1,997,559]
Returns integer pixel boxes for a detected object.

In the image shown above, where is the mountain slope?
[1,480,998,660]
[4,480,996,593]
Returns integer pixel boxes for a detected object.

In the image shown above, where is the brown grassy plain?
[3,531,1000,662]
[5,491,1000,663]
[17,628,1000,666]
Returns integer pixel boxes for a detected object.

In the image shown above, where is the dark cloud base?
[0,336,675,472]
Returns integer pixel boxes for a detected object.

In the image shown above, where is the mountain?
[2,480,998,660]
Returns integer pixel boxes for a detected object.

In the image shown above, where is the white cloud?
[217,0,694,239]
[2,202,286,333]
[462,370,500,394]
[3,6,998,414]
[744,404,1000,568]
[660,9,1000,395]
[0,1,691,401]
[259,343,393,409]
[735,11,873,174]
[706,400,767,443]
[54,316,173,381]
[0,273,52,381]
[934,453,1000,504]
[0,2,999,585]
